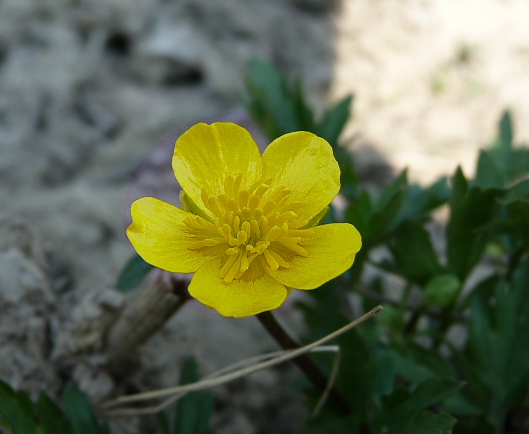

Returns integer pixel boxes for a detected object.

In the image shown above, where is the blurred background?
[1,0,528,432]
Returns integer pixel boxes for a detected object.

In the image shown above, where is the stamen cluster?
[185,174,315,282]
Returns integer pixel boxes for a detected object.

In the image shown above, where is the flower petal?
[127,197,214,273]
[189,259,289,317]
[262,131,340,222]
[172,122,262,213]
[267,223,362,289]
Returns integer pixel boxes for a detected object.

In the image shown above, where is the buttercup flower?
[127,122,361,317]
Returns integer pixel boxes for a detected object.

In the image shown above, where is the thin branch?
[101,306,383,414]
[103,346,340,417]
[256,310,350,414]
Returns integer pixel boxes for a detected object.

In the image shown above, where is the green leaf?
[173,358,215,434]
[443,392,484,417]
[365,170,408,244]
[376,305,406,335]
[502,178,529,203]
[504,200,529,244]
[393,177,450,229]
[315,96,353,148]
[156,412,170,434]
[386,220,442,285]
[0,380,18,430]
[486,110,529,184]
[62,384,111,434]
[375,348,436,387]
[447,167,502,280]
[423,274,461,308]
[474,150,505,189]
[463,259,529,425]
[374,377,463,434]
[0,380,81,434]
[346,191,372,241]
[410,411,457,434]
[38,393,73,434]
[16,391,38,431]
[116,253,153,291]
[296,283,345,340]
[0,380,41,434]
[292,80,317,132]
[375,170,408,213]
[498,110,513,150]
[243,58,300,139]
[370,191,406,245]
[335,329,374,417]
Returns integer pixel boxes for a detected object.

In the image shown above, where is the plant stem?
[256,310,351,415]
[106,272,191,375]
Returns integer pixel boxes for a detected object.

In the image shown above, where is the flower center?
[184,174,315,283]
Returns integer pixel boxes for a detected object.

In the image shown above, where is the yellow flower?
[127,122,361,317]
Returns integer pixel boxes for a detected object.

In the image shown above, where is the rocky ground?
[1,0,528,433]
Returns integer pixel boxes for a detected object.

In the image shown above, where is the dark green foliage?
[0,380,109,434]
[371,378,461,434]
[115,253,153,291]
[62,384,111,434]
[0,380,41,434]
[244,61,529,433]
[461,259,529,427]
[242,58,353,148]
[386,220,443,285]
[173,358,214,434]
[157,357,214,434]
[446,167,503,280]
[242,58,358,195]
[38,393,73,434]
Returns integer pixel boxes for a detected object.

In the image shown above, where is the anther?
[250,219,260,237]
[266,226,281,242]
[224,251,243,283]
[263,200,277,216]
[233,174,243,195]
[241,220,251,237]
[242,207,252,219]
[233,215,240,232]
[222,223,232,238]
[218,194,230,209]
[239,190,249,208]
[264,249,280,270]
[282,201,305,212]
[275,211,297,225]
[187,239,222,250]
[259,216,269,233]
[208,197,223,217]
[269,250,290,268]
[236,230,248,244]
[227,199,238,212]
[288,229,316,238]
[220,254,239,279]
[272,187,290,204]
[278,239,309,257]
[255,184,269,198]
[224,175,235,196]
[248,194,261,210]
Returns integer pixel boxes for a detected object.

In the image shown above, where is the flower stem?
[256,310,351,415]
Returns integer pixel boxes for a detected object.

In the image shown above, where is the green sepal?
[179,191,211,220]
